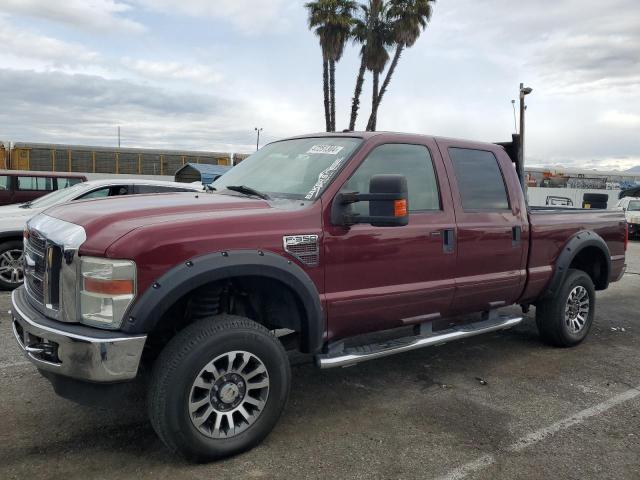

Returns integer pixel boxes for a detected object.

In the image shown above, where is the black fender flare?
[0,231,24,243]
[543,230,611,298]
[123,250,325,354]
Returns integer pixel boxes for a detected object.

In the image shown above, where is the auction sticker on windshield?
[305,157,346,200]
[307,145,344,155]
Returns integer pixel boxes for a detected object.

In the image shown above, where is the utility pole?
[518,83,533,191]
[117,126,121,148]
[255,127,263,151]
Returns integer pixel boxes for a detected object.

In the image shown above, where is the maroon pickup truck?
[11,132,627,461]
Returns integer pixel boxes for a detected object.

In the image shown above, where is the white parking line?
[438,386,640,480]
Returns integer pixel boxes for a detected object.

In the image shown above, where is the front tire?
[0,240,24,290]
[148,315,291,462]
[536,269,596,347]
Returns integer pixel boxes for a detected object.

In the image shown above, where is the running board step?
[316,315,523,369]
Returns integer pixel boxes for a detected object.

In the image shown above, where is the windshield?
[628,200,640,211]
[27,182,92,209]
[212,137,362,200]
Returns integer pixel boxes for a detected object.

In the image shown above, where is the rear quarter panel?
[522,209,627,303]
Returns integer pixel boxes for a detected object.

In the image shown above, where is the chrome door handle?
[442,229,455,253]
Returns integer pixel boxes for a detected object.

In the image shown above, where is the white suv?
[0,179,202,289]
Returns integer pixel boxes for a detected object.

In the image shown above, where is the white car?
[0,178,202,289]
[616,197,640,239]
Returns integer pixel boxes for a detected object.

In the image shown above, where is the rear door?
[437,140,528,314]
[323,139,457,340]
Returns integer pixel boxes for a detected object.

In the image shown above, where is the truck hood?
[42,192,273,255]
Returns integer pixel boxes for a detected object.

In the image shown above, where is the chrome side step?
[316,315,523,369]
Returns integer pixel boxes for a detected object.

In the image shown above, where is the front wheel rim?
[188,350,270,439]
[0,249,24,285]
[564,285,590,333]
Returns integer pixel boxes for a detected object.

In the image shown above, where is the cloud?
[134,0,293,34]
[426,0,640,93]
[121,58,224,86]
[0,69,317,152]
[0,0,144,33]
[0,18,99,68]
[599,110,640,129]
[0,69,237,148]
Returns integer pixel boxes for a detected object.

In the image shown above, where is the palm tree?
[306,0,357,132]
[366,0,435,131]
[362,0,393,131]
[348,3,371,131]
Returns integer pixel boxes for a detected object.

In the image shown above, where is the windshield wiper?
[225,185,270,200]
[19,201,32,209]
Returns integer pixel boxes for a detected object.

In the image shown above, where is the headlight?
[79,257,136,330]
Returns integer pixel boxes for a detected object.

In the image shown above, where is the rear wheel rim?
[188,350,270,439]
[0,249,24,285]
[564,285,590,333]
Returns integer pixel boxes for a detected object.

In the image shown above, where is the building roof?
[174,163,231,184]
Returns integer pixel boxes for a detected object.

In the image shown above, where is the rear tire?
[536,269,595,347]
[148,314,291,462]
[0,240,24,290]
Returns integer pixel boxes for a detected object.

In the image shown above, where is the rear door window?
[17,176,54,191]
[0,175,8,191]
[448,148,510,211]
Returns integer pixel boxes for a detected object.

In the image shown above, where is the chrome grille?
[25,230,46,303]
[283,235,320,266]
[24,229,61,310]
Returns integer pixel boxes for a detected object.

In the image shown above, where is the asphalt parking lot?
[1,243,639,480]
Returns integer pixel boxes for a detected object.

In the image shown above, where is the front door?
[323,140,457,341]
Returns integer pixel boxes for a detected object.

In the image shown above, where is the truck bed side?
[520,207,627,303]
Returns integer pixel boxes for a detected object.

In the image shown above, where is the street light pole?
[255,127,263,151]
[518,83,533,191]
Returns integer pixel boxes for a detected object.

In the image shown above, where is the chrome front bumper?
[11,287,146,383]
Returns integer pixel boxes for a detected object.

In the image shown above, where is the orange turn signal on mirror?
[394,199,408,217]
[84,277,134,295]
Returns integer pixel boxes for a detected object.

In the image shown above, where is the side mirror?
[331,174,409,227]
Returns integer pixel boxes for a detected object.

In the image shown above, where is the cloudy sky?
[0,0,638,169]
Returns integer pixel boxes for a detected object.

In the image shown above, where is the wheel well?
[144,275,306,360]
[569,246,608,290]
[0,234,23,245]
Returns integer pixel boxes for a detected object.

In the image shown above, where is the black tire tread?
[148,314,288,459]
[536,269,595,347]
